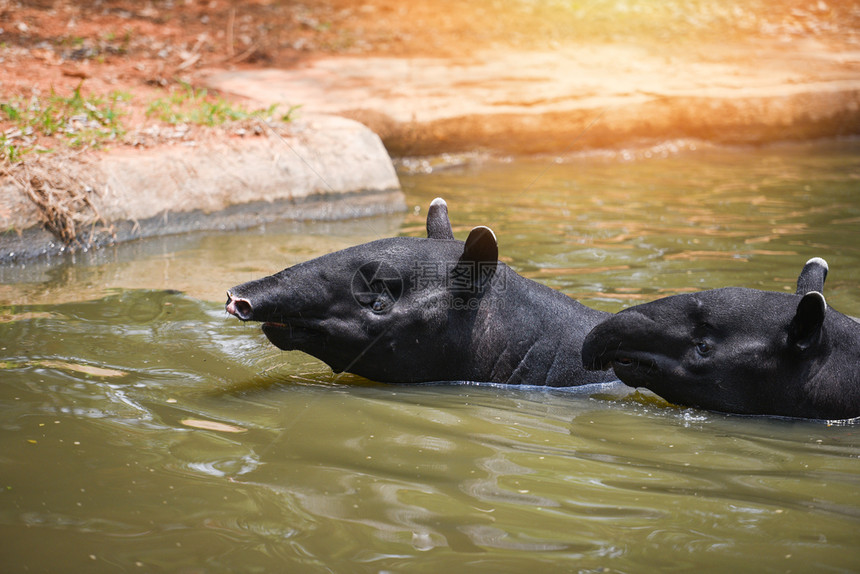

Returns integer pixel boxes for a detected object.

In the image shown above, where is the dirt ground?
[3,0,859,152]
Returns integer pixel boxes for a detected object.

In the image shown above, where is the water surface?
[2,141,859,572]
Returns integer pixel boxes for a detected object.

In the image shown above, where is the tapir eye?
[695,341,713,356]
[371,298,389,313]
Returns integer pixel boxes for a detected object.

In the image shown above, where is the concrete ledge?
[369,87,860,156]
[0,114,404,263]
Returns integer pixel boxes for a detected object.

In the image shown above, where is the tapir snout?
[225,292,253,321]
[225,273,286,323]
[581,310,663,371]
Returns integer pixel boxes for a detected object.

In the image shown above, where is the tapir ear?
[426,197,455,240]
[452,226,498,293]
[461,226,498,265]
[788,291,826,351]
[795,257,828,295]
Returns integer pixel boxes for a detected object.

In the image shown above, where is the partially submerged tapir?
[582,258,860,419]
[226,198,614,386]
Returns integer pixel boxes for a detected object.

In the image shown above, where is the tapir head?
[582,287,830,416]
[225,198,501,382]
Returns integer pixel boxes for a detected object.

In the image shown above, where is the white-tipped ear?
[789,291,826,351]
[461,226,498,264]
[452,226,499,294]
[426,197,454,240]
[796,257,829,295]
[805,257,828,269]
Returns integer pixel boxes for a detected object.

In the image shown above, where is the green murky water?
[2,141,859,572]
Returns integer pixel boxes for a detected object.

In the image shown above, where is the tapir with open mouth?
[582,258,860,419]
[226,198,615,386]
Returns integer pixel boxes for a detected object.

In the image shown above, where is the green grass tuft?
[1,82,296,164]
[1,83,130,161]
[146,82,298,126]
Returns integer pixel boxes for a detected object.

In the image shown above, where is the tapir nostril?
[226,293,254,321]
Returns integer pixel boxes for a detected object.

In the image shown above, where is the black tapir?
[226,198,615,386]
[582,257,860,419]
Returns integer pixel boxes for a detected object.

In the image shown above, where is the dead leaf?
[38,360,127,378]
[180,419,247,433]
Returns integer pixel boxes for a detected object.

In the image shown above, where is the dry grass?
[0,153,114,249]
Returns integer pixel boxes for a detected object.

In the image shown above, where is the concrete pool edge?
[0,114,405,263]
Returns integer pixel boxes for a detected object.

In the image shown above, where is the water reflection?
[399,141,860,315]
[1,143,859,572]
